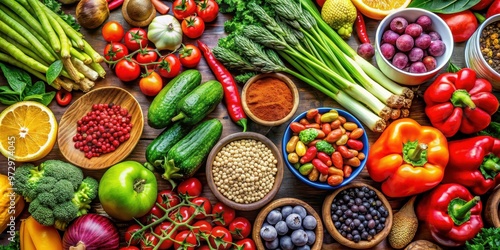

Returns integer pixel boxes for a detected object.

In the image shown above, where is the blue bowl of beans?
[281,107,369,190]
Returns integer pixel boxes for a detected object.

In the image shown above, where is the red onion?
[63,214,119,250]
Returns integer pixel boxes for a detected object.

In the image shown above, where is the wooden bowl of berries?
[58,87,143,170]
[322,182,393,249]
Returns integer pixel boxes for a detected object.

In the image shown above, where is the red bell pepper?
[423,68,499,137]
[487,0,500,18]
[438,10,478,43]
[442,136,500,195]
[416,183,483,247]
[472,0,495,10]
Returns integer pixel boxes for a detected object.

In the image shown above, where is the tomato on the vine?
[235,238,257,250]
[188,197,212,219]
[196,0,219,23]
[124,224,142,246]
[156,54,181,79]
[177,177,203,197]
[102,21,125,42]
[154,221,177,249]
[228,217,252,240]
[181,15,205,39]
[169,206,193,231]
[140,233,159,250]
[157,189,180,209]
[140,71,163,97]
[179,44,201,68]
[212,202,236,226]
[209,226,233,250]
[136,47,159,67]
[197,245,211,250]
[174,230,197,250]
[172,0,197,20]
[115,59,141,82]
[124,28,148,51]
[192,220,213,237]
[140,203,165,224]
[104,43,128,61]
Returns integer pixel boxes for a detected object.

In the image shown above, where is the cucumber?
[171,80,224,125]
[148,70,202,129]
[145,122,192,169]
[162,119,223,181]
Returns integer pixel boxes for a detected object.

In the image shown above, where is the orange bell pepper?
[367,118,449,198]
[21,216,62,250]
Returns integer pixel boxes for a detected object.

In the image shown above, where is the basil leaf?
[40,91,56,106]
[23,94,44,102]
[0,93,21,105]
[0,62,30,95]
[24,81,46,96]
[46,60,63,85]
[0,86,21,96]
[408,0,480,14]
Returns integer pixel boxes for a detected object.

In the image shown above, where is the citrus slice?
[0,101,58,162]
[351,0,412,20]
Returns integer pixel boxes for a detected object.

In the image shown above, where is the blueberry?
[302,215,317,230]
[305,230,316,245]
[273,220,288,235]
[260,225,278,241]
[266,209,283,225]
[265,237,279,249]
[279,235,294,250]
[281,205,293,218]
[296,245,311,250]
[293,206,307,219]
[291,229,308,246]
[285,213,302,230]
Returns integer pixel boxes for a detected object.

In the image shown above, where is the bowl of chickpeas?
[281,107,369,190]
[206,132,284,211]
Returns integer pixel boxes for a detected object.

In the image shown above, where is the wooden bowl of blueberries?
[252,198,323,250]
[322,182,393,249]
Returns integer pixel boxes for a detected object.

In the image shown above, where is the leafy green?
[46,60,63,85]
[41,0,80,31]
[408,0,481,14]
[466,227,500,250]
[0,231,20,250]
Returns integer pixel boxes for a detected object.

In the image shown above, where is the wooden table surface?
[0,2,474,249]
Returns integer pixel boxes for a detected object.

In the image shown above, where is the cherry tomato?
[154,221,177,249]
[174,230,197,250]
[140,233,159,250]
[140,204,165,224]
[188,197,212,219]
[192,220,213,237]
[169,206,193,231]
[228,217,252,240]
[177,177,203,197]
[124,224,142,246]
[196,0,219,23]
[181,15,205,39]
[102,21,125,42]
[235,238,257,250]
[124,28,148,51]
[179,44,201,68]
[157,189,181,209]
[115,59,141,82]
[209,226,233,250]
[156,54,181,79]
[55,89,72,106]
[104,43,129,61]
[119,247,140,250]
[172,0,197,20]
[197,245,211,250]
[438,10,478,43]
[140,71,163,96]
[136,47,159,67]
[212,202,236,226]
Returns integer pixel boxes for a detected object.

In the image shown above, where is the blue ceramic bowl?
[281,108,369,190]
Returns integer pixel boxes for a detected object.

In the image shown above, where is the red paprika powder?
[245,77,294,121]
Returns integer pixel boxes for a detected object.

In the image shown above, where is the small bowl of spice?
[206,132,284,211]
[242,73,299,127]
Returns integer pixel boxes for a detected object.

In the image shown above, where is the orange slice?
[351,0,412,20]
[0,101,57,162]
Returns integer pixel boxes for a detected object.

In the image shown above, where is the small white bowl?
[375,8,454,86]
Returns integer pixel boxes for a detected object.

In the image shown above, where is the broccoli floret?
[28,198,54,226]
[316,140,335,155]
[36,192,57,208]
[53,201,79,222]
[51,179,75,203]
[41,160,83,190]
[299,128,319,144]
[72,177,99,216]
[13,163,39,201]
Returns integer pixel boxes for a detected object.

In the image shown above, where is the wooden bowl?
[58,87,144,170]
[252,198,324,250]
[241,73,299,127]
[206,132,284,211]
[322,182,393,249]
[485,184,500,227]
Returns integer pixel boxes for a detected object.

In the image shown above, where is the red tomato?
[119,247,140,250]
[179,44,202,68]
[169,206,193,231]
[156,54,181,79]
[209,226,233,250]
[181,15,205,39]
[192,220,213,237]
[102,21,125,42]
[154,221,177,249]
[197,245,211,250]
[196,0,219,23]
[177,177,203,197]
[140,204,165,224]
[228,217,252,240]
[174,230,197,250]
[172,0,197,20]
[212,202,236,226]
[140,71,163,97]
[235,238,257,250]
[124,224,142,246]
[136,47,159,66]
[124,28,148,51]
[188,197,212,219]
[487,0,500,18]
[438,10,478,43]
[115,59,141,82]
[103,43,128,61]
[140,233,159,250]
[472,0,495,10]
[157,189,181,209]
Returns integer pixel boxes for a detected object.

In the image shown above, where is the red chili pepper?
[299,146,317,164]
[151,0,170,14]
[56,89,72,106]
[317,152,332,166]
[355,10,370,44]
[108,0,124,11]
[197,40,247,131]
[312,158,329,175]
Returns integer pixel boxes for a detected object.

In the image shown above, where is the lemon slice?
[351,0,412,20]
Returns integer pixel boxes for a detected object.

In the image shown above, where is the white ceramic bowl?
[375,8,453,86]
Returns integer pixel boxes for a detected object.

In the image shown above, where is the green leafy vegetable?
[408,0,481,14]
[46,60,63,85]
[41,0,80,31]
[465,227,500,250]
